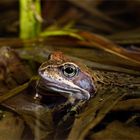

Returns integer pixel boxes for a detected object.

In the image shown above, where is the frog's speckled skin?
[37,51,140,103]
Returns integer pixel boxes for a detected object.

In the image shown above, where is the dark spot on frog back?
[73,70,96,96]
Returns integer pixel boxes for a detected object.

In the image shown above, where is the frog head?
[38,52,96,102]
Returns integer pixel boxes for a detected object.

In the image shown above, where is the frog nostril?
[47,66,51,69]
[47,66,53,70]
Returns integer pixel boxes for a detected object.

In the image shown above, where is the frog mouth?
[37,78,90,100]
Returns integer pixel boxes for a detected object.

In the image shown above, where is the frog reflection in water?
[37,52,96,103]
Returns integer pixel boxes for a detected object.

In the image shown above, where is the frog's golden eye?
[61,63,78,78]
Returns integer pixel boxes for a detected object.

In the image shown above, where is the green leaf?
[40,29,84,40]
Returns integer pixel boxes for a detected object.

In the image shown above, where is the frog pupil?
[65,67,74,74]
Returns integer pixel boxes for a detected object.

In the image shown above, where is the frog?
[37,51,96,104]
[37,51,140,104]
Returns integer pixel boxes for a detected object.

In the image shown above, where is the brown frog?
[37,51,96,103]
[37,51,140,104]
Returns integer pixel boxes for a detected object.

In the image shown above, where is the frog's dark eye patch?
[61,63,79,78]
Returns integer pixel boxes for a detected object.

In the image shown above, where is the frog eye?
[61,64,78,78]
